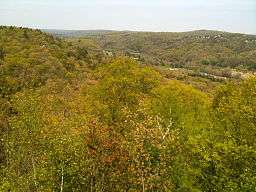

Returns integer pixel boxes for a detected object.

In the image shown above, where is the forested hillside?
[0,26,92,97]
[60,30,256,71]
[0,26,256,191]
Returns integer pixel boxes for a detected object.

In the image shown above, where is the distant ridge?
[42,29,115,37]
[42,28,256,38]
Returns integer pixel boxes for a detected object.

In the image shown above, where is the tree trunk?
[31,156,38,192]
[60,165,64,192]
[142,176,145,192]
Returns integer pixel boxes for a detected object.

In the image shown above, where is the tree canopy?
[0,26,255,192]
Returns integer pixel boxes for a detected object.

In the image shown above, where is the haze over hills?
[44,29,256,71]
[43,29,256,37]
[42,29,115,37]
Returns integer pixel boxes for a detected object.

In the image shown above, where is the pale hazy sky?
[0,0,255,34]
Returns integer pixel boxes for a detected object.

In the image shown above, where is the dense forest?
[47,29,256,71]
[0,26,256,191]
[95,30,256,69]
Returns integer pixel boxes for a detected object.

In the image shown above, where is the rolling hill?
[48,29,256,71]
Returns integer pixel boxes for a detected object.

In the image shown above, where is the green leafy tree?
[194,78,256,192]
[87,57,161,124]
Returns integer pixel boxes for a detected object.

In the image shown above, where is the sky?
[0,0,255,34]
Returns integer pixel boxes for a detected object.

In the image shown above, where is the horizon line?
[1,25,255,35]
